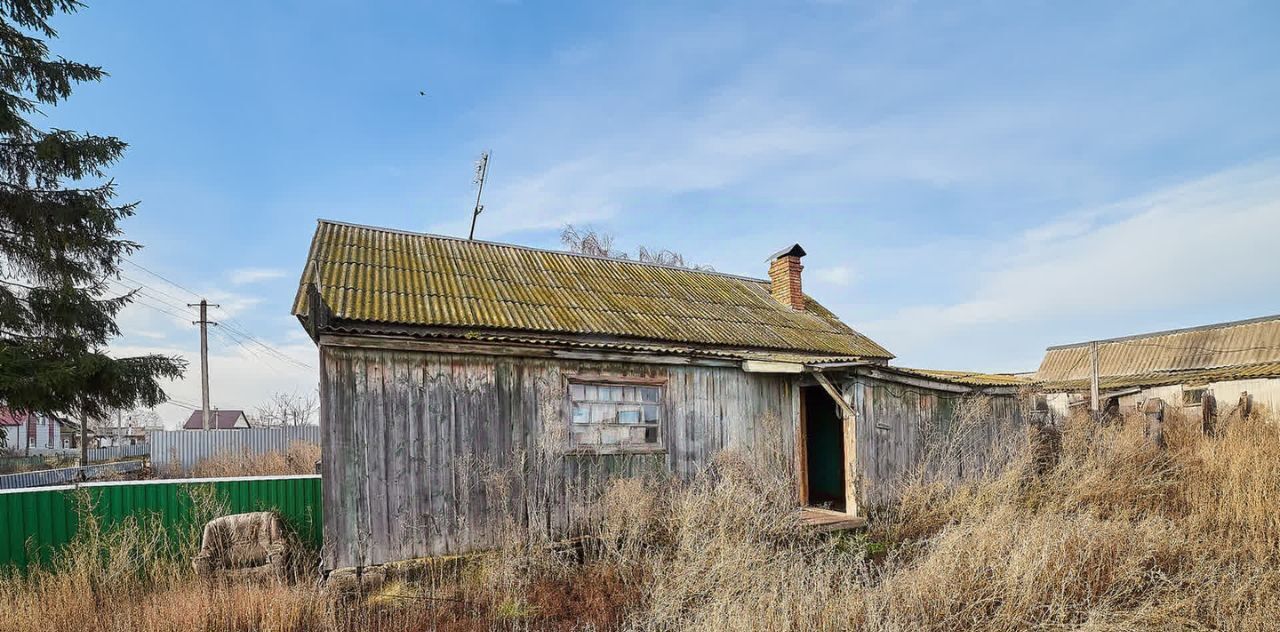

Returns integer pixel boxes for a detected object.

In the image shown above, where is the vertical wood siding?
[846,376,1025,506]
[320,345,798,569]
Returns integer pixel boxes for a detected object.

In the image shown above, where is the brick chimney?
[767,244,806,310]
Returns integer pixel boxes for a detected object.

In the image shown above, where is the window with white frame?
[568,380,662,450]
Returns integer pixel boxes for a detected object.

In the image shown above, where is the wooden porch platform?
[799,507,867,532]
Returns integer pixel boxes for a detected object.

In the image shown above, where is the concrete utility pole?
[188,299,219,431]
[1089,340,1101,418]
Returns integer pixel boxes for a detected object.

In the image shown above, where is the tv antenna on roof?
[468,150,490,240]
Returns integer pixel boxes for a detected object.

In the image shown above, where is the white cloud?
[860,159,1280,358]
[111,339,317,430]
[813,265,855,286]
[230,268,288,285]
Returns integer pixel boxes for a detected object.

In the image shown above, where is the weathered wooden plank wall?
[319,345,798,569]
[846,375,1025,506]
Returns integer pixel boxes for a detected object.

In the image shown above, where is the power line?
[114,266,315,371]
[212,305,314,370]
[105,280,311,376]
[119,272,193,307]
[115,289,194,323]
[122,259,203,301]
[218,321,310,368]
[208,326,303,374]
[160,398,201,410]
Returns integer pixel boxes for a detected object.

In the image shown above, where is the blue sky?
[40,1,1280,425]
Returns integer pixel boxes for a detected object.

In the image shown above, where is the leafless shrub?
[561,224,714,271]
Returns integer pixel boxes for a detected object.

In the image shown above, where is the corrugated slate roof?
[293,220,893,359]
[1037,361,1280,393]
[896,368,1032,387]
[1036,314,1280,383]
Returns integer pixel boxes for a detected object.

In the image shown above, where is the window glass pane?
[591,404,614,423]
[1183,388,1205,406]
[600,426,624,445]
[630,426,649,443]
[567,382,665,450]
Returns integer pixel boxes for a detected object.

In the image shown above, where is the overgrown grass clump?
[2,408,1277,631]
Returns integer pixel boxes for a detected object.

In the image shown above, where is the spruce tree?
[0,1,184,422]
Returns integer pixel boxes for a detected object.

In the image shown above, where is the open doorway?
[801,385,845,512]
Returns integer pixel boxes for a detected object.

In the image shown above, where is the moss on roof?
[896,368,1032,387]
[1036,361,1280,393]
[293,220,893,359]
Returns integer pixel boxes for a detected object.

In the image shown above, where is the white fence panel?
[149,427,320,473]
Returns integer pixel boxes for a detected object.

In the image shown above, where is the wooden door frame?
[806,372,861,518]
[797,386,809,506]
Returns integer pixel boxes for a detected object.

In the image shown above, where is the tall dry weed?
[180,440,321,478]
[3,407,1279,631]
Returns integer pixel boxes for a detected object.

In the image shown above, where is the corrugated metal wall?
[150,427,320,473]
[0,461,144,491]
[85,444,151,462]
[0,475,322,572]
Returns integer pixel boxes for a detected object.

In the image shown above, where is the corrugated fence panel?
[0,461,145,491]
[150,427,321,474]
[86,444,151,462]
[0,475,322,573]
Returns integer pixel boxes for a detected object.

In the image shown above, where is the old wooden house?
[293,220,1025,570]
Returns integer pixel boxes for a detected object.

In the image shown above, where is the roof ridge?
[317,218,773,284]
[1045,313,1280,350]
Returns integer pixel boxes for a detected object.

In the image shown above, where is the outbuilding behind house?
[1034,314,1280,418]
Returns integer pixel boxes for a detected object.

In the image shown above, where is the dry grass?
[169,441,321,478]
[0,454,75,474]
[3,408,1278,631]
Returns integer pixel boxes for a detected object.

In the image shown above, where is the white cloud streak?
[813,265,855,287]
[230,268,288,285]
[860,159,1280,360]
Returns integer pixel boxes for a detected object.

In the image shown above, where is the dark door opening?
[802,385,845,512]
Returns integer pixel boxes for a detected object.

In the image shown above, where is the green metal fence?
[0,475,322,572]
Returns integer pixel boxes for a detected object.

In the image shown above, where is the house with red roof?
[182,409,251,430]
[0,408,29,453]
